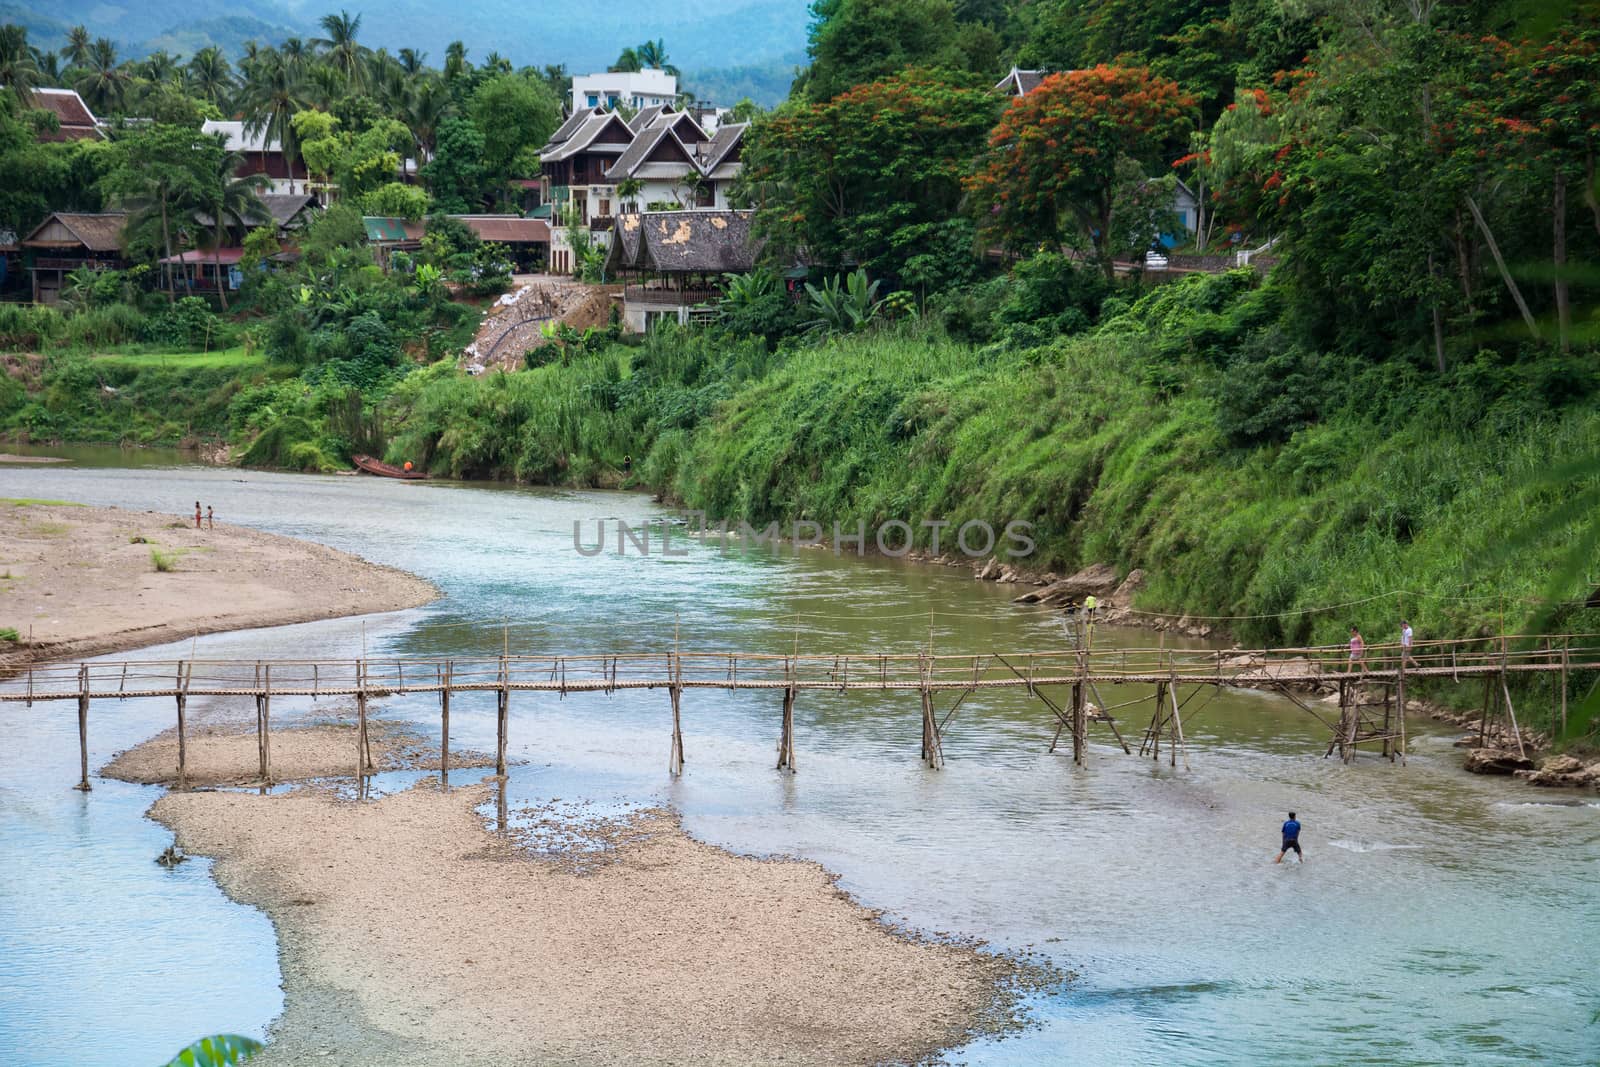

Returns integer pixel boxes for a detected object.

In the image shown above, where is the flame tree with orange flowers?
[967,65,1196,280]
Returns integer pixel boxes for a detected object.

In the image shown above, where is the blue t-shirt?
[1282,819,1301,842]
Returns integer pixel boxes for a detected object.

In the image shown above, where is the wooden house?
[604,209,761,331]
[202,121,310,195]
[20,212,127,303]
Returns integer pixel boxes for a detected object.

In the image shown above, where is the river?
[1,452,1596,1065]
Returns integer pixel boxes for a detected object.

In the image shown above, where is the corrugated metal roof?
[452,216,551,244]
[362,217,425,242]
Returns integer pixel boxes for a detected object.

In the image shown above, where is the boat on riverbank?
[352,454,426,479]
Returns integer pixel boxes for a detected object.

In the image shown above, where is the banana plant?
[803,269,882,335]
[162,1034,262,1066]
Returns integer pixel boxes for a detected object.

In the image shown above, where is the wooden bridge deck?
[6,634,1594,789]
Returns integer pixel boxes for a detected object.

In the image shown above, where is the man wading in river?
[1275,812,1303,864]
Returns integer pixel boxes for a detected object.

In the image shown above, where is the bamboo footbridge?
[9,633,1596,792]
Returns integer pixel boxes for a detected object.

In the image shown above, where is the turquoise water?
[1,459,1597,1065]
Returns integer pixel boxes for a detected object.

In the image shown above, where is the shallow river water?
[1,453,1597,1065]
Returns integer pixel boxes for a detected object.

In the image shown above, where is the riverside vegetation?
[2,2,1597,741]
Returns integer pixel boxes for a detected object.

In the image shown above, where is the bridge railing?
[6,633,1598,701]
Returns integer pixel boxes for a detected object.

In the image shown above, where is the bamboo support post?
[495,655,509,777]
[1167,676,1189,770]
[1070,682,1086,766]
[1087,679,1133,754]
[668,663,685,778]
[919,651,943,769]
[439,662,451,783]
[1381,680,1393,760]
[777,685,796,773]
[1499,672,1526,759]
[175,662,189,788]
[75,664,91,792]
[355,660,370,785]
[257,663,272,786]
[1560,640,1569,734]
[1395,658,1407,766]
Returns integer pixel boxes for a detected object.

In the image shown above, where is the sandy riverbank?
[0,501,437,664]
[104,717,496,787]
[140,727,1021,1065]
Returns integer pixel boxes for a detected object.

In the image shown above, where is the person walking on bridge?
[1400,619,1416,669]
[1275,811,1304,864]
[1347,625,1366,675]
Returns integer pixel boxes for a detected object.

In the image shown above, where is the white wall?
[572,69,678,112]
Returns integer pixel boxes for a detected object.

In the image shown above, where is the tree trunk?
[1428,253,1446,373]
[160,196,175,305]
[1463,193,1539,340]
[1553,169,1569,353]
[1584,149,1600,240]
[214,212,230,312]
[1096,198,1115,282]
[1453,206,1475,316]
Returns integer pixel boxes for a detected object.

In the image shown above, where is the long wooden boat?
[352,454,427,480]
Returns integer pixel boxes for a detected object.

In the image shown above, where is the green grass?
[91,346,266,371]
[150,547,182,572]
[3,498,82,507]
[0,627,18,642]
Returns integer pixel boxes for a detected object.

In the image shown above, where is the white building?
[571,68,678,112]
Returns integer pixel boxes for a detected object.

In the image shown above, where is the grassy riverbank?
[9,270,1598,735]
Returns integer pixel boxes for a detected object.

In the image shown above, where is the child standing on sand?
[206,505,214,530]
[194,502,202,529]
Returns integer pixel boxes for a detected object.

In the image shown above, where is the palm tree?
[313,10,365,88]
[240,50,308,182]
[634,39,678,75]
[398,48,427,75]
[75,38,129,115]
[401,75,451,159]
[238,40,263,82]
[60,25,91,68]
[481,51,512,75]
[443,41,468,81]
[187,46,234,110]
[0,24,40,106]
[610,46,641,73]
[31,47,61,85]
[280,37,308,73]
[137,50,181,86]
[198,132,268,310]
[368,51,407,111]
[303,63,344,109]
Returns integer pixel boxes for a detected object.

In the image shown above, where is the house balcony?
[589,216,615,232]
[624,284,721,307]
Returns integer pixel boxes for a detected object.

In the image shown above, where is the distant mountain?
[10,0,808,99]
[688,53,803,108]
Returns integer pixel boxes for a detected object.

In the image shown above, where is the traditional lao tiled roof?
[605,124,695,181]
[607,210,760,274]
[31,88,102,141]
[548,106,605,146]
[695,123,747,174]
[539,111,632,162]
[993,68,1049,96]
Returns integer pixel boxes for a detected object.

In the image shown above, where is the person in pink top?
[1348,625,1366,675]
